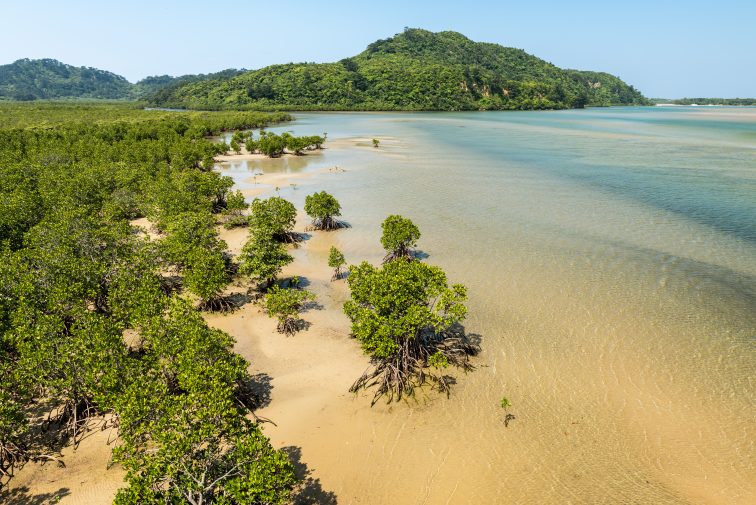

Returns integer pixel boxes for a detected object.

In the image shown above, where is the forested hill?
[0,58,132,100]
[0,59,243,101]
[131,69,246,99]
[148,28,651,111]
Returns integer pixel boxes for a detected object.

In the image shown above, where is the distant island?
[653,97,756,106]
[1,28,651,111]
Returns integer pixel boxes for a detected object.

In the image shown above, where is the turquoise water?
[221,107,756,504]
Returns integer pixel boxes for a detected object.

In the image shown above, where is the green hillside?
[132,69,246,99]
[0,59,245,101]
[149,28,650,110]
[0,58,132,100]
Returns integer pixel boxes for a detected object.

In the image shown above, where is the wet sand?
[8,109,755,504]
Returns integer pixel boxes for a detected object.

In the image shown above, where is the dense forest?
[131,69,247,100]
[1,29,650,110]
[0,59,243,101]
[0,103,301,502]
[0,59,132,101]
[148,28,651,110]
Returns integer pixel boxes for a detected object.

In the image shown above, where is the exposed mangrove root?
[350,331,479,405]
[306,217,349,231]
[46,398,100,447]
[1,443,66,489]
[275,231,304,245]
[222,214,249,230]
[199,296,236,313]
[382,244,415,264]
[331,266,343,281]
[276,317,304,337]
[0,441,26,486]
[159,274,183,295]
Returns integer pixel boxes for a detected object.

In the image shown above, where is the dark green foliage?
[304,191,345,230]
[238,233,293,287]
[0,104,297,497]
[133,68,246,100]
[380,215,421,262]
[328,246,346,280]
[13,310,132,441]
[0,59,132,100]
[113,300,296,504]
[222,189,249,229]
[148,29,649,111]
[107,247,167,327]
[184,247,230,309]
[159,211,224,268]
[344,259,479,404]
[264,286,315,335]
[256,132,287,157]
[0,59,247,101]
[244,131,324,157]
[248,196,298,242]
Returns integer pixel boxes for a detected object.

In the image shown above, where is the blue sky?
[1,0,754,97]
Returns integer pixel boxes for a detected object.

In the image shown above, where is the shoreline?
[7,109,753,505]
[6,137,377,504]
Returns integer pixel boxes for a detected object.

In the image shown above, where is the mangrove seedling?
[328,246,346,281]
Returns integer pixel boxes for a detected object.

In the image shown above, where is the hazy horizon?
[1,0,755,98]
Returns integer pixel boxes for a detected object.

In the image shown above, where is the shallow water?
[220,107,756,504]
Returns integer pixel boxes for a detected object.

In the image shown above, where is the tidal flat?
[211,107,756,504]
[11,106,755,504]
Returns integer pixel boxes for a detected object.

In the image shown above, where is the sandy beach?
[5,142,375,504]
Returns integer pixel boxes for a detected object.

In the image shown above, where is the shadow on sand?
[0,486,71,505]
[282,446,338,504]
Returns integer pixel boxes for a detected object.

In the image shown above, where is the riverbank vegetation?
[381,215,421,263]
[344,257,479,404]
[304,191,347,230]
[2,30,650,111]
[0,58,245,101]
[0,101,482,501]
[0,104,297,500]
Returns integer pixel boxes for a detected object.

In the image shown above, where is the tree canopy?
[264,286,315,336]
[238,233,293,288]
[344,259,479,404]
[0,103,298,499]
[304,191,345,231]
[380,215,421,262]
[147,29,650,111]
[248,196,298,243]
